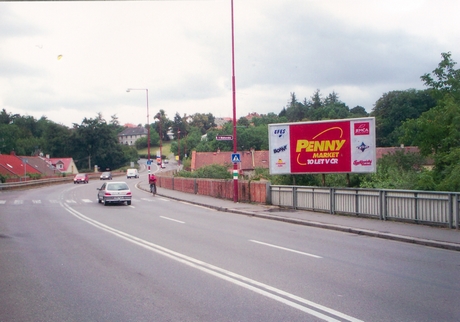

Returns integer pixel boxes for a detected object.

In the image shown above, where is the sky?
[1,0,459,128]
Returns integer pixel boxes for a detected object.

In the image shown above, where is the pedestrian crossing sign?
[231,153,241,163]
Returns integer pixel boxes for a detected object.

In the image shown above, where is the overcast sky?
[1,0,459,128]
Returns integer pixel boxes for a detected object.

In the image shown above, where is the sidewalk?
[138,182,460,251]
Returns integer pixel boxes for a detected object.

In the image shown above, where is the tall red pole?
[146,89,150,173]
[231,0,238,202]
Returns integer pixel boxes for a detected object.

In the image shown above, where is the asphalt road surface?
[1,180,459,321]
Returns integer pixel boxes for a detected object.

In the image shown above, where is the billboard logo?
[353,160,373,166]
[357,142,369,152]
[276,158,286,167]
[274,128,286,138]
[273,145,287,154]
[354,122,370,135]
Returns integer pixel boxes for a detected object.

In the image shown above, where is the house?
[46,157,79,174]
[214,117,232,129]
[0,153,43,179]
[376,146,421,160]
[118,126,148,146]
[191,150,269,176]
[376,145,434,170]
[18,156,61,177]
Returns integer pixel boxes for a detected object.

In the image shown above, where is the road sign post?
[231,153,241,163]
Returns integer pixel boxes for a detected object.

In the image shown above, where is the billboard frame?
[268,117,376,175]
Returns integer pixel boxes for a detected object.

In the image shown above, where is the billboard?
[269,117,376,175]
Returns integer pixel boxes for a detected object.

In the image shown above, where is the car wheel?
[103,198,108,206]
[98,197,101,203]
[127,200,131,205]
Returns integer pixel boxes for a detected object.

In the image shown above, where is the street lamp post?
[177,130,181,167]
[155,112,163,165]
[127,88,150,173]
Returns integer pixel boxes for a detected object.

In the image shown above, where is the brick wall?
[156,175,268,204]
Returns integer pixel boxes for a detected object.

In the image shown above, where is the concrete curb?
[140,185,460,252]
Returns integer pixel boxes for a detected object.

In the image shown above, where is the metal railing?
[270,185,460,229]
[0,177,72,190]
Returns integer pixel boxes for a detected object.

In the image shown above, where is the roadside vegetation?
[1,52,460,191]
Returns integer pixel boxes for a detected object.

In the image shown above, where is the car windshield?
[76,174,85,178]
[102,172,110,175]
[107,183,129,191]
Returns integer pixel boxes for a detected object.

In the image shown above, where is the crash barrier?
[270,186,460,229]
[0,177,72,190]
[0,171,126,191]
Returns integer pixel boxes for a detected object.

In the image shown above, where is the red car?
[74,173,89,184]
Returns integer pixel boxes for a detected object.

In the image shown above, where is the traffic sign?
[147,159,152,165]
[216,135,233,141]
[231,153,241,163]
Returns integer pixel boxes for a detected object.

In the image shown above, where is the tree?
[421,52,460,101]
[349,106,369,118]
[70,114,128,171]
[189,113,216,134]
[285,92,307,122]
[252,112,287,126]
[41,122,72,157]
[371,89,436,146]
[309,89,323,110]
[400,52,460,191]
[359,150,426,190]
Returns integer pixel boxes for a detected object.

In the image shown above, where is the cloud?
[0,0,459,127]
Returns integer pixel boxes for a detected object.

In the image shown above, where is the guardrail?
[270,186,460,229]
[0,171,127,191]
[0,177,73,190]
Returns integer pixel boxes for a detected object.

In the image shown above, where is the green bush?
[175,164,232,179]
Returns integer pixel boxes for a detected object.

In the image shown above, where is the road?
[1,179,459,321]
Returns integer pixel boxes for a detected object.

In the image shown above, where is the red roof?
[376,146,420,159]
[47,158,74,172]
[0,154,42,177]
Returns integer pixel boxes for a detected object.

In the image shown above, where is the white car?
[97,181,132,206]
[126,168,139,179]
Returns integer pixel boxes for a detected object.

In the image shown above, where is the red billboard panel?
[269,118,376,174]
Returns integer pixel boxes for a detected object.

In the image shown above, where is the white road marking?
[249,240,323,259]
[61,203,361,322]
[66,200,76,203]
[0,200,6,204]
[32,200,41,204]
[49,200,60,203]
[141,198,154,202]
[160,216,185,224]
[157,198,169,202]
[14,200,23,205]
[82,199,93,203]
